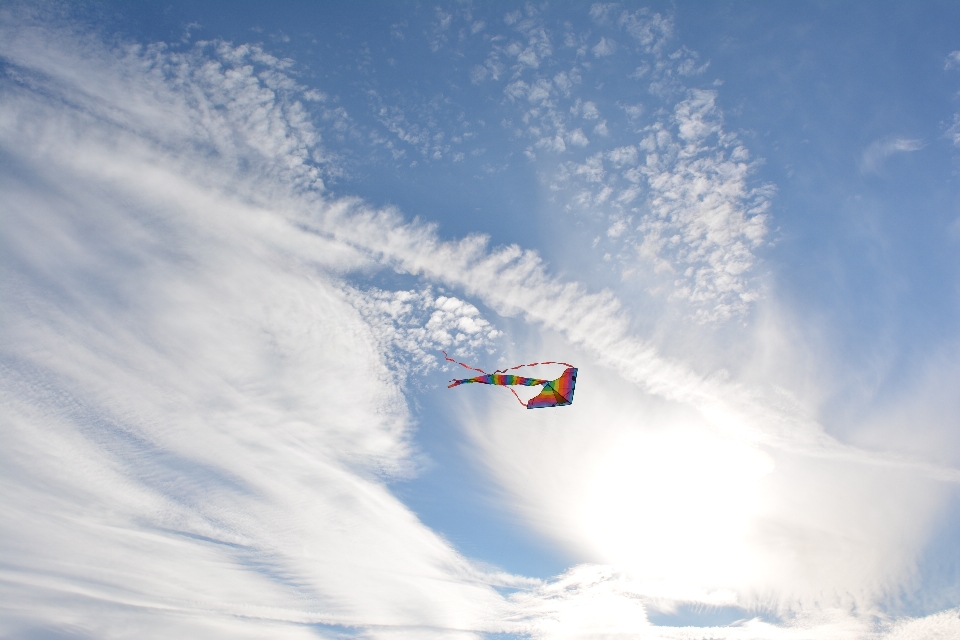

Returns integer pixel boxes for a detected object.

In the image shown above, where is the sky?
[1,1,959,638]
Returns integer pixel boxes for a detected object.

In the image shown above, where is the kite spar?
[443,352,578,409]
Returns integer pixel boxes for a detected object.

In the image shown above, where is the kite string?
[443,351,572,375]
[494,360,574,373]
[442,350,488,375]
[505,386,528,408]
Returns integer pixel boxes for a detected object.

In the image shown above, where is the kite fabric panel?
[443,352,578,409]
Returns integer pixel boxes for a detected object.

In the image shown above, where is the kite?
[443,351,578,409]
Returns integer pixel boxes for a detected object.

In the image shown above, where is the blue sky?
[2,2,959,638]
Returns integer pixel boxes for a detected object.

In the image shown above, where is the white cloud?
[518,47,540,68]
[944,50,960,71]
[470,63,489,83]
[0,17,509,638]
[507,565,881,639]
[2,9,958,640]
[948,114,960,147]
[472,7,769,321]
[945,53,960,146]
[588,3,618,25]
[622,102,645,122]
[344,287,502,375]
[618,8,674,55]
[527,78,553,103]
[592,36,616,57]
[608,145,638,166]
[459,353,958,635]
[553,70,573,94]
[505,79,530,101]
[316,171,958,489]
[582,100,600,119]
[429,9,453,51]
[555,89,772,322]
[607,217,629,237]
[536,134,567,153]
[880,608,960,640]
[567,128,590,147]
[672,45,710,76]
[860,136,925,173]
[636,90,772,321]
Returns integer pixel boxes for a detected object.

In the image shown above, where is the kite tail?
[448,373,551,387]
[443,351,529,407]
[493,359,574,373]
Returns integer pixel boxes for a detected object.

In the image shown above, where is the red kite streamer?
[443,352,578,409]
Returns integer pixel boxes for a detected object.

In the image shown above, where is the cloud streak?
[860,137,925,174]
[946,51,960,147]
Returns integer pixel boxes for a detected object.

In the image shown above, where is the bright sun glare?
[579,426,775,590]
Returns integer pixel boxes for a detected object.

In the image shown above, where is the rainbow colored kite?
[443,352,578,409]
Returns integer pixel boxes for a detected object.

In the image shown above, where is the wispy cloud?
[948,115,960,147]
[944,50,960,71]
[946,51,960,147]
[2,7,958,640]
[860,136,925,173]
[592,36,617,57]
[0,16,508,637]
